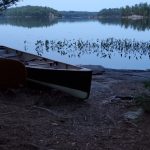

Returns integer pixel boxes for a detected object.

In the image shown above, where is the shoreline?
[0,67,150,150]
[82,65,150,74]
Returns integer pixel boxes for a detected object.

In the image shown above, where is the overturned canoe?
[0,46,92,99]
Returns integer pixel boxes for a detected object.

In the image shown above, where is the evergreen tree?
[98,3,150,18]
[2,6,61,18]
[0,0,19,11]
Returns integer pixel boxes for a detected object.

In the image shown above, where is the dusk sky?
[15,0,150,11]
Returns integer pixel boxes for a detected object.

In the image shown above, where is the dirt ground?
[0,67,150,150]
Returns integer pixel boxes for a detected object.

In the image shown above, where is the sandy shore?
[0,66,150,150]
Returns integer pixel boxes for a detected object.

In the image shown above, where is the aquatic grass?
[24,38,150,58]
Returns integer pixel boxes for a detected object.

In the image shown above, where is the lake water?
[0,17,150,70]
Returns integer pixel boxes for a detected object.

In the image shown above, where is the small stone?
[124,108,143,120]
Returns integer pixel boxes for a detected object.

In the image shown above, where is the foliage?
[122,3,150,17]
[135,94,150,113]
[98,8,121,17]
[98,3,150,18]
[135,81,150,113]
[60,11,98,19]
[144,81,150,89]
[2,5,61,17]
[0,0,19,11]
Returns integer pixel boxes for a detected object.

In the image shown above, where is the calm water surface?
[0,18,150,70]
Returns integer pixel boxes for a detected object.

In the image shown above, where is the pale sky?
[15,0,150,11]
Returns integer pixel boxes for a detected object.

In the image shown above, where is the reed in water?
[24,38,150,60]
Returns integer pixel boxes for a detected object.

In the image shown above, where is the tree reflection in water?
[98,18,150,31]
[25,38,150,60]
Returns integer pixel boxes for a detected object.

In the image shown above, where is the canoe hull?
[26,67,92,99]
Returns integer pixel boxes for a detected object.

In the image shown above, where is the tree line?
[60,11,98,19]
[98,3,150,18]
[1,5,61,18]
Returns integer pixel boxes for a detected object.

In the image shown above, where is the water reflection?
[25,38,150,60]
[98,18,150,31]
[58,18,97,23]
[0,17,58,28]
[0,16,150,31]
[0,17,96,28]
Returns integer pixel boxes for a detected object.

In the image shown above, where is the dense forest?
[98,3,150,18]
[1,5,61,18]
[60,11,98,19]
[0,6,98,19]
[2,3,150,19]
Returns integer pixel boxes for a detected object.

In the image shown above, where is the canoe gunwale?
[26,65,91,71]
